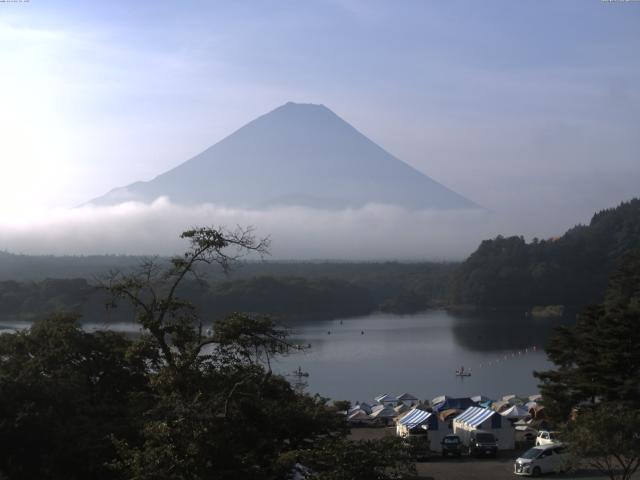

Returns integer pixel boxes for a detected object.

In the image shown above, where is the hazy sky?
[0,1,638,257]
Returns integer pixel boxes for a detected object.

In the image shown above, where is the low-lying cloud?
[0,197,504,260]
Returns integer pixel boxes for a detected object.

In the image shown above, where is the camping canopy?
[438,408,462,422]
[500,405,530,419]
[491,400,510,412]
[370,405,396,418]
[375,393,396,404]
[455,406,496,428]
[470,395,489,403]
[347,410,370,422]
[398,409,431,428]
[349,403,372,415]
[431,395,448,406]
[397,393,418,402]
[394,404,409,415]
[433,397,476,412]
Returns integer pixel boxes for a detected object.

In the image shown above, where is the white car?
[535,430,561,446]
[514,443,570,476]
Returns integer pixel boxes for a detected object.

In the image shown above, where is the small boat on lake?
[455,366,472,377]
[293,366,309,377]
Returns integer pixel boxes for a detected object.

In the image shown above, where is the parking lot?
[413,451,622,480]
[349,428,637,480]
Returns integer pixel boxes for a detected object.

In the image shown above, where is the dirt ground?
[348,427,637,480]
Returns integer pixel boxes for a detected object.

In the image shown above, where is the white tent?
[500,405,530,419]
[453,406,515,450]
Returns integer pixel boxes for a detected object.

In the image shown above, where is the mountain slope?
[88,102,477,210]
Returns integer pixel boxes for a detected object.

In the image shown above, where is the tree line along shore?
[1,198,639,323]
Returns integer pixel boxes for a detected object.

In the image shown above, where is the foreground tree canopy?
[536,248,640,480]
[535,248,640,419]
[0,226,413,480]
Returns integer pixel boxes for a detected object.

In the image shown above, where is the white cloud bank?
[0,198,504,261]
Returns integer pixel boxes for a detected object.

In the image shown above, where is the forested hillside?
[0,251,148,281]
[0,270,454,323]
[449,199,640,308]
[0,257,455,321]
[0,276,375,323]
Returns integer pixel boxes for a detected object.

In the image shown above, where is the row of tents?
[348,393,545,425]
[347,393,547,452]
[397,405,515,452]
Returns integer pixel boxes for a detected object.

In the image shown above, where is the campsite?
[345,392,639,479]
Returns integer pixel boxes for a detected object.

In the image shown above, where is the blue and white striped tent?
[453,406,515,450]
[398,409,432,428]
[455,406,498,427]
[396,409,435,438]
[396,408,452,452]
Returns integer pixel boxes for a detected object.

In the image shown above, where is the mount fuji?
[88,102,477,210]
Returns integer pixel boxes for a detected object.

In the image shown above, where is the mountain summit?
[88,102,477,210]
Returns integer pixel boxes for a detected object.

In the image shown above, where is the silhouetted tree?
[535,249,640,480]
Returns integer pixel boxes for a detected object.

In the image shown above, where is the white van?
[514,443,570,476]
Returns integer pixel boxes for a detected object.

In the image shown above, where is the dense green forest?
[449,199,640,308]
[0,276,371,323]
[0,251,149,281]
[0,263,454,322]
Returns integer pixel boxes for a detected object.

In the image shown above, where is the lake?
[273,309,570,404]
[0,309,570,405]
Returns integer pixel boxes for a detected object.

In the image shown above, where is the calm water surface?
[273,310,570,403]
[0,310,570,404]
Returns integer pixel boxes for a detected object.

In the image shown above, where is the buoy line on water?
[475,345,539,371]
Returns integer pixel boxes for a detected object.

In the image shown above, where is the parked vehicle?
[441,434,462,457]
[514,443,570,476]
[535,430,561,446]
[467,430,498,457]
